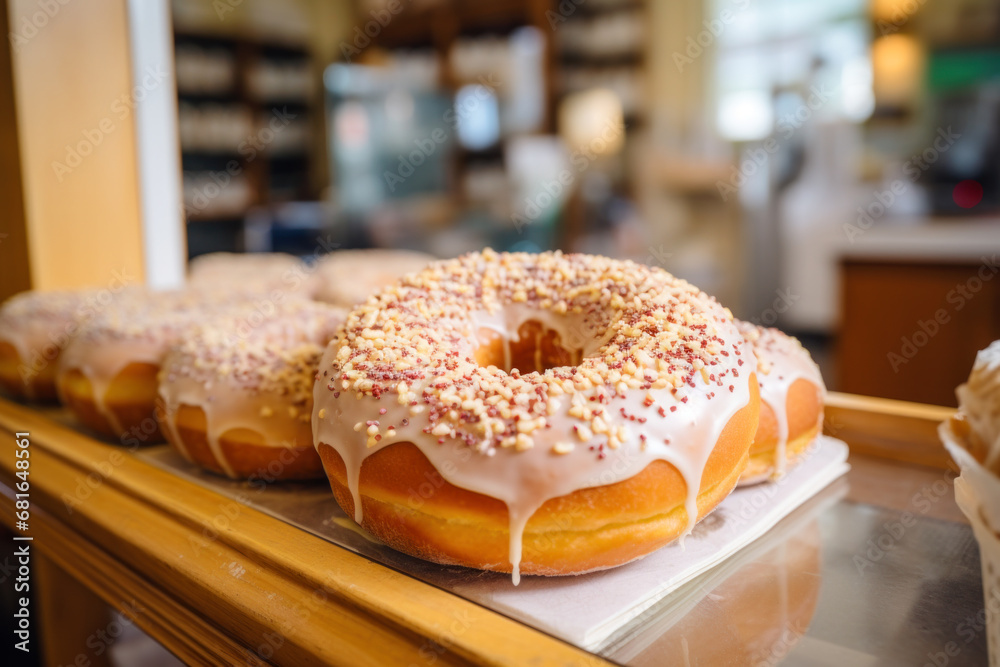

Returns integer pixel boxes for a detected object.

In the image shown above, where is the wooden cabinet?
[838,258,1000,407]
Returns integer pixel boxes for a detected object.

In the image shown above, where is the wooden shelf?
[824,391,954,469]
[174,29,309,57]
[184,212,247,224]
[372,0,539,48]
[0,391,964,664]
[250,98,311,110]
[0,398,602,666]
[177,90,241,104]
[557,51,645,67]
[562,0,645,18]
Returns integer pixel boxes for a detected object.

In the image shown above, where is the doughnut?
[735,321,825,486]
[157,300,346,480]
[0,290,113,401]
[56,289,269,441]
[312,249,435,307]
[313,250,760,583]
[187,252,312,294]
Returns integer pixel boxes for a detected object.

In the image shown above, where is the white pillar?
[127,0,186,289]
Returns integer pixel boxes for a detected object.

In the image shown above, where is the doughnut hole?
[161,402,323,480]
[57,363,164,441]
[740,378,823,484]
[318,375,760,576]
[475,320,584,374]
[0,341,60,401]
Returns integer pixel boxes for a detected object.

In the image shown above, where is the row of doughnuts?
[186,249,440,305]
[0,250,434,481]
[737,321,825,485]
[178,250,437,477]
[158,297,345,480]
[0,249,825,583]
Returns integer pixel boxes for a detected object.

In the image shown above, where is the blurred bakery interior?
[5,0,1000,408]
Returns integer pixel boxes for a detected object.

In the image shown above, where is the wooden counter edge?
[824,391,955,470]
[0,399,608,667]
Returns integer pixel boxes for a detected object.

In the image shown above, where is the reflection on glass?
[604,480,836,666]
[601,479,988,666]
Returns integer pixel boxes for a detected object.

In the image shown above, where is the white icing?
[157,369,312,478]
[55,289,261,438]
[187,252,307,293]
[2,325,50,400]
[739,323,825,481]
[58,337,163,436]
[315,306,756,584]
[0,290,95,399]
[156,301,342,477]
[313,249,437,307]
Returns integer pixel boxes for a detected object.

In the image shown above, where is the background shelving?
[174,30,318,254]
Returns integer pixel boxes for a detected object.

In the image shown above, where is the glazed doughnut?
[157,300,346,480]
[56,289,267,441]
[735,321,825,486]
[313,250,760,582]
[187,252,312,294]
[312,249,435,307]
[0,290,101,400]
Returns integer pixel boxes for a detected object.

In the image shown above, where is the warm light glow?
[871,0,924,23]
[871,34,924,107]
[558,88,625,156]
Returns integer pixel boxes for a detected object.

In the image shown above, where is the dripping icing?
[315,303,757,585]
[741,324,825,481]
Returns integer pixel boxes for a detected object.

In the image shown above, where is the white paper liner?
[943,419,1000,666]
[452,435,850,649]
[132,427,848,653]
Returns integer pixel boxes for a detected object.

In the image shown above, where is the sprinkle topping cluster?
[735,320,813,381]
[164,300,346,406]
[187,252,308,294]
[313,249,436,307]
[0,290,94,330]
[76,288,295,344]
[320,250,747,456]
